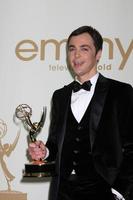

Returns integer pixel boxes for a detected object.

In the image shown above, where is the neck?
[77,70,98,83]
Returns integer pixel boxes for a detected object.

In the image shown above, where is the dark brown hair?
[67,26,103,54]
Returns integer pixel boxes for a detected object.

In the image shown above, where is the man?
[29,26,133,200]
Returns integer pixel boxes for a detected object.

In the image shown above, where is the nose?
[75,50,81,58]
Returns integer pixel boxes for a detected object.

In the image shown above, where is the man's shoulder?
[100,74,132,88]
[52,81,74,97]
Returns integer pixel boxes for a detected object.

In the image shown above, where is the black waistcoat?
[60,102,102,181]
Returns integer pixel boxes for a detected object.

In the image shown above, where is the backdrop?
[0,0,133,200]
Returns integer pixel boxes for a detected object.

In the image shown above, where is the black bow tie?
[73,80,92,92]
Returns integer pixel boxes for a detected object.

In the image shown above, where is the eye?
[82,47,89,51]
[68,47,75,52]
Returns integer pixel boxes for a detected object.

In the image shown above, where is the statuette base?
[0,191,27,200]
[23,161,55,177]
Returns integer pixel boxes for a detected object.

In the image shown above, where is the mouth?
[73,60,84,68]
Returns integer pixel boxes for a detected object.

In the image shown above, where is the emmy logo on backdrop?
[0,119,27,200]
[15,104,55,178]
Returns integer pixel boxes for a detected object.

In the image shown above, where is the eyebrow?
[68,44,90,48]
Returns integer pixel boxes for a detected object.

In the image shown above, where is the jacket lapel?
[89,74,111,149]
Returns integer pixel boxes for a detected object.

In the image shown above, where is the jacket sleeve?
[46,92,58,162]
[113,84,133,200]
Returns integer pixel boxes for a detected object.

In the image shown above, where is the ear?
[96,50,102,62]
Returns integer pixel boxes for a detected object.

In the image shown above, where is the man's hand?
[28,140,47,161]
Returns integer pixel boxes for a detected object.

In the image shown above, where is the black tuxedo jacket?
[46,74,133,200]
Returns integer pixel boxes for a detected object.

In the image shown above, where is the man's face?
[67,33,101,81]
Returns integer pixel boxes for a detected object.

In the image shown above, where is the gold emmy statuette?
[15,104,55,178]
[0,119,27,200]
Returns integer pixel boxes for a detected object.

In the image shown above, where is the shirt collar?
[75,72,99,86]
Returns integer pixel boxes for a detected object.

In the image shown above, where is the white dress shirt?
[71,73,99,123]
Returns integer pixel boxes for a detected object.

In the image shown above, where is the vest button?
[73,150,79,154]
[75,137,80,142]
[73,161,77,166]
[77,125,82,130]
